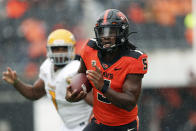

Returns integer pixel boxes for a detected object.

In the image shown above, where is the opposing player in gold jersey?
[2,29,92,131]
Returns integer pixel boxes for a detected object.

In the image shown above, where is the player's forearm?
[13,79,39,100]
[84,91,93,106]
[104,88,138,111]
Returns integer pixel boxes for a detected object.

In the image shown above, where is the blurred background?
[0,0,195,131]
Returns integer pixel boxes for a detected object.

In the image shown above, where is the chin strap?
[101,45,118,54]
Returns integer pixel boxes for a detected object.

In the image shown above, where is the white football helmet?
[47,29,76,65]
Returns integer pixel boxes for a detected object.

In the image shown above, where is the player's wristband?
[13,79,19,86]
[100,80,109,93]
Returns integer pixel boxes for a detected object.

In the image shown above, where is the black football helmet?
[94,9,129,52]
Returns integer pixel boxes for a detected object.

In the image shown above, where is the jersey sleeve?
[66,60,81,76]
[39,59,50,81]
[39,63,45,81]
[128,54,148,74]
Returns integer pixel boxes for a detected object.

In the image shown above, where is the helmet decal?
[117,12,127,22]
[103,9,110,25]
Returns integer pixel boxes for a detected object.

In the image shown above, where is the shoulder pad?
[123,49,144,59]
[40,58,51,71]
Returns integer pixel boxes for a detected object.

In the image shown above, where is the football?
[70,73,92,94]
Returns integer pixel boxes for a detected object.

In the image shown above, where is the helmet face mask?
[47,29,76,66]
[94,9,129,52]
[95,26,120,38]
[95,26,124,51]
[47,45,74,65]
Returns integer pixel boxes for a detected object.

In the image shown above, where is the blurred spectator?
[71,24,88,55]
[24,62,38,80]
[184,13,196,45]
[152,0,176,26]
[127,3,145,24]
[20,18,47,59]
[6,0,29,19]
[140,87,196,131]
